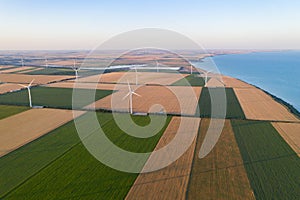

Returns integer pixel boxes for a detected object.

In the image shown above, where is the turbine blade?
[132,92,141,97]
[122,92,131,100]
[29,79,34,87]
[18,84,27,88]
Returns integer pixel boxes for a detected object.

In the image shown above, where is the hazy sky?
[1,0,299,50]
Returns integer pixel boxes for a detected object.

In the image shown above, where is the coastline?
[234,77,300,120]
[195,51,300,117]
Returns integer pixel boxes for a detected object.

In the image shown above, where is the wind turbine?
[18,79,34,107]
[155,60,159,73]
[72,58,79,79]
[122,81,141,114]
[21,56,24,67]
[190,64,193,75]
[203,70,211,87]
[45,56,48,68]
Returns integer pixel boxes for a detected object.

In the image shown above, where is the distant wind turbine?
[155,60,159,73]
[190,64,193,75]
[72,58,79,79]
[122,81,141,114]
[21,56,24,67]
[203,70,211,87]
[18,79,34,107]
[45,56,48,68]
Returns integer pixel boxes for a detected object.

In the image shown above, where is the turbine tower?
[21,56,24,67]
[45,56,48,68]
[18,79,34,107]
[123,81,141,114]
[155,60,159,73]
[203,70,211,87]
[190,64,193,75]
[72,58,79,79]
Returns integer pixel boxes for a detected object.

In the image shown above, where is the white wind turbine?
[155,60,159,73]
[203,70,211,87]
[45,56,48,68]
[190,64,193,75]
[18,79,34,107]
[123,81,141,114]
[21,56,24,67]
[72,58,79,79]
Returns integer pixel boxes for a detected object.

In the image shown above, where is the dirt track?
[126,117,200,200]
[0,108,85,157]
[234,87,299,121]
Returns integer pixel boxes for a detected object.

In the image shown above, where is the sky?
[0,0,300,50]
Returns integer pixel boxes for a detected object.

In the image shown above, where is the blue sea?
[193,51,300,111]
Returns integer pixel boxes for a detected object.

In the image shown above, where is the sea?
[193,50,300,111]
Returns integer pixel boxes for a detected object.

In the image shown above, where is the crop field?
[0,83,24,94]
[46,82,120,91]
[0,67,33,73]
[126,117,200,199]
[197,87,245,119]
[0,108,85,157]
[222,76,254,88]
[0,87,113,109]
[234,88,299,121]
[205,77,225,87]
[0,112,113,198]
[187,119,255,199]
[0,74,74,85]
[2,113,171,199]
[172,74,206,86]
[0,105,29,120]
[272,122,300,156]
[231,120,300,199]
[78,72,188,85]
[89,85,201,115]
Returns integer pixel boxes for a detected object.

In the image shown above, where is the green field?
[25,68,102,77]
[0,105,29,119]
[1,112,171,199]
[0,87,112,109]
[197,87,245,119]
[172,74,206,86]
[25,68,76,76]
[231,120,300,200]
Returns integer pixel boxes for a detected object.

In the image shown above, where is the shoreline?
[234,77,300,119]
[196,51,300,117]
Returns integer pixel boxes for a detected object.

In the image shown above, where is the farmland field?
[126,117,200,199]
[0,87,113,109]
[197,87,245,119]
[172,74,206,86]
[234,87,299,121]
[187,119,254,200]
[0,105,29,120]
[0,112,113,198]
[231,120,300,200]
[2,113,171,199]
